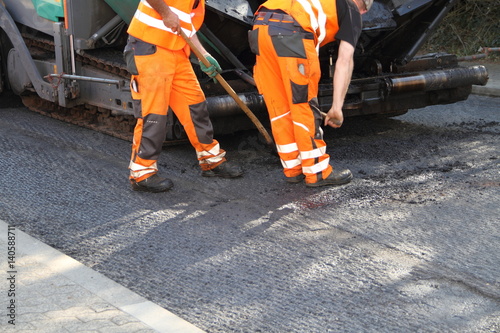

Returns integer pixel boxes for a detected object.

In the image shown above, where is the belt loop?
[254,10,273,25]
[262,11,272,25]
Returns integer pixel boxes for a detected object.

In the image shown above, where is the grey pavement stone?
[29,317,84,329]
[112,314,146,326]
[7,327,71,333]
[99,322,159,333]
[75,308,131,323]
[62,318,118,331]
[17,312,50,323]
[18,302,63,315]
[42,293,103,311]
[90,303,117,313]
[2,321,38,331]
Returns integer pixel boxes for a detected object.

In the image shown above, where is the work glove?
[199,54,222,83]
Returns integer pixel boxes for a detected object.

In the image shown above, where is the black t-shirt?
[335,0,362,48]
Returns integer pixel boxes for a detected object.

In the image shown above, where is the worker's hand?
[199,54,222,83]
[162,11,180,32]
[324,107,344,128]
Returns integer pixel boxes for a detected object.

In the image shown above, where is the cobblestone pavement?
[0,220,205,333]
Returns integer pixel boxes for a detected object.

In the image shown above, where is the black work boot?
[286,174,305,184]
[130,174,174,192]
[305,169,353,188]
[202,162,243,178]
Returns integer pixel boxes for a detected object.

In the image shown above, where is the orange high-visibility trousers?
[129,45,225,182]
[251,20,332,184]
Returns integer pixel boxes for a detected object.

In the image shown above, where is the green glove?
[199,54,222,82]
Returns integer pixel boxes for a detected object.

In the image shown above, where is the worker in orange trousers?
[125,0,243,192]
[249,0,373,187]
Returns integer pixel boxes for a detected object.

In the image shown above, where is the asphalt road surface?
[1,92,499,332]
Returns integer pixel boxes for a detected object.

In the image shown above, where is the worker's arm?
[146,0,181,32]
[191,34,210,56]
[146,0,209,55]
[324,40,355,128]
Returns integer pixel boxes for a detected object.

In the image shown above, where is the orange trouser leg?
[252,24,332,184]
[168,52,226,171]
[129,47,225,181]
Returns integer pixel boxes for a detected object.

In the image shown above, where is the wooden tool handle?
[179,30,274,146]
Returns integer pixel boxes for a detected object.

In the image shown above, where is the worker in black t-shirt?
[249,0,373,187]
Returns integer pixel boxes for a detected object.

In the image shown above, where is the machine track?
[19,32,135,141]
[21,94,135,142]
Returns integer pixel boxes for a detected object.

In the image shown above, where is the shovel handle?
[179,30,274,146]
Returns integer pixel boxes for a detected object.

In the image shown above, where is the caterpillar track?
[18,31,138,142]
[21,93,135,142]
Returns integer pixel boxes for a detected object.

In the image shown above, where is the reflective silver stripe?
[296,0,319,32]
[141,0,192,23]
[129,161,158,178]
[310,0,326,46]
[196,143,226,165]
[295,0,325,49]
[130,169,156,178]
[293,121,310,133]
[271,111,290,123]
[199,153,226,165]
[135,2,196,37]
[318,126,324,138]
[276,142,299,154]
[196,143,222,157]
[300,146,326,160]
[129,161,158,171]
[302,157,330,174]
[281,158,302,169]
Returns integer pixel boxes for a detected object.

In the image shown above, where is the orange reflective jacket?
[127,0,205,50]
[258,0,339,47]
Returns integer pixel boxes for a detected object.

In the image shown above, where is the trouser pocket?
[123,36,157,75]
[248,28,260,55]
[268,25,313,59]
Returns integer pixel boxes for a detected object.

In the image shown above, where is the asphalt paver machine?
[0,0,489,142]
